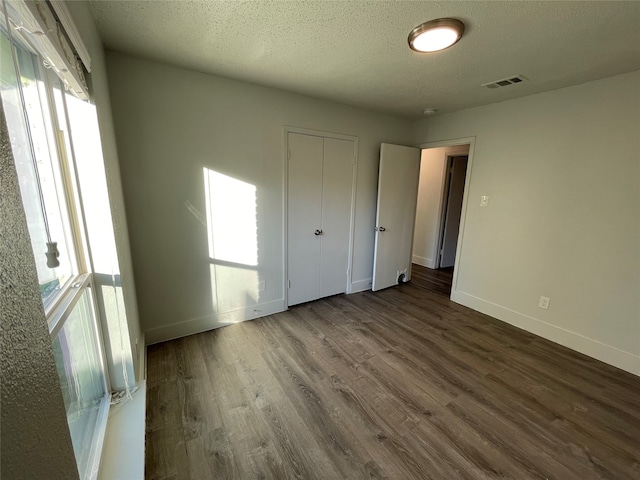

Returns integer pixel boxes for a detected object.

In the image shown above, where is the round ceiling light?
[408,18,465,53]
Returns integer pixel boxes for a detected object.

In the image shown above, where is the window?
[50,278,110,480]
[1,11,111,480]
[1,27,78,308]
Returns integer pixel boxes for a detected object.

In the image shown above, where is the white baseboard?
[350,278,372,293]
[144,299,286,345]
[412,254,436,269]
[451,289,640,376]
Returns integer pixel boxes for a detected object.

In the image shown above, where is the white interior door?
[372,143,421,291]
[319,137,355,298]
[288,133,323,305]
[440,156,468,268]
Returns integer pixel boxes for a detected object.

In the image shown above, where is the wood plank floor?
[145,265,640,479]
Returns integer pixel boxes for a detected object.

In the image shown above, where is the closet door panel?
[319,137,354,298]
[287,133,323,305]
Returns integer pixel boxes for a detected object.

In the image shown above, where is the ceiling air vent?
[482,75,527,89]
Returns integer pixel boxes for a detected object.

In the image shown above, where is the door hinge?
[288,280,291,289]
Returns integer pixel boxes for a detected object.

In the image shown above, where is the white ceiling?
[89,0,640,119]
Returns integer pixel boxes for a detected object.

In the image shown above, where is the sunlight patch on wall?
[209,265,258,314]
[203,167,258,266]
[203,167,260,314]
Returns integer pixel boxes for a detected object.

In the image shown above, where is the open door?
[372,143,421,291]
[439,155,468,268]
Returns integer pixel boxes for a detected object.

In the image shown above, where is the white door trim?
[416,137,476,299]
[283,126,359,307]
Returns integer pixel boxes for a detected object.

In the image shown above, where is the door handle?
[314,229,323,236]
[375,226,386,232]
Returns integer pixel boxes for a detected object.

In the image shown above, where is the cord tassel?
[45,241,60,268]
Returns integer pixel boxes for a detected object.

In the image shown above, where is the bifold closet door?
[287,133,355,306]
[288,133,323,306]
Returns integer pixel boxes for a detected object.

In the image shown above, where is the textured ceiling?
[89,1,640,118]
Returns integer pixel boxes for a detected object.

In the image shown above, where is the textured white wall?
[414,71,640,375]
[413,145,469,268]
[105,52,413,343]
[65,2,144,380]
[0,104,79,480]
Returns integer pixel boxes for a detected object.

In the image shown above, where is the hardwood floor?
[146,265,640,479]
[410,265,453,296]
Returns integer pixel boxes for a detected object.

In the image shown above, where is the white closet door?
[319,137,355,298]
[288,133,323,305]
[372,143,421,291]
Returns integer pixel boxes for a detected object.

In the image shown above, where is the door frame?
[416,137,476,299]
[283,126,359,307]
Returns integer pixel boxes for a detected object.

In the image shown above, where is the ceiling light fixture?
[423,108,437,115]
[408,18,465,53]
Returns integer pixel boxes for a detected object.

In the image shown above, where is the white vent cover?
[482,75,527,89]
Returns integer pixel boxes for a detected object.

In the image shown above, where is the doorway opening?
[412,142,471,296]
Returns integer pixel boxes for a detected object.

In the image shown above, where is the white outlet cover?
[538,296,550,309]
[480,195,489,207]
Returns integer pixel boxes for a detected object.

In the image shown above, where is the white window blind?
[3,0,90,100]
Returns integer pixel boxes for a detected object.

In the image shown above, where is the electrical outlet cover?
[538,296,550,309]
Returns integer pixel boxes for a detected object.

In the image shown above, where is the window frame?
[47,273,112,480]
[2,16,113,480]
[41,66,93,317]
